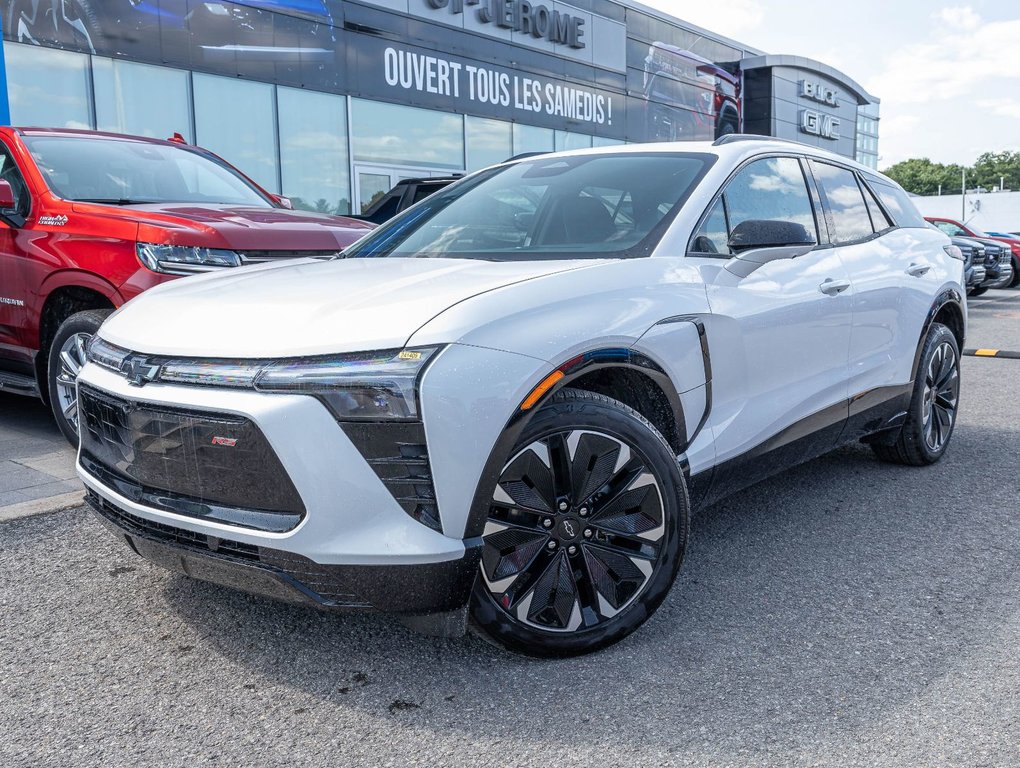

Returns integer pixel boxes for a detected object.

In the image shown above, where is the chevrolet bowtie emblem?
[122,356,161,386]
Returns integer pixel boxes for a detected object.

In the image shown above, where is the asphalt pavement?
[1,290,1018,768]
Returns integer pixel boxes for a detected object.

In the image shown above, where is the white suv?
[77,137,965,656]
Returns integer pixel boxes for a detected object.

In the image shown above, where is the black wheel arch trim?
[462,326,713,540]
[911,288,965,383]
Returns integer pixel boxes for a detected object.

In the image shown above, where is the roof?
[737,54,879,105]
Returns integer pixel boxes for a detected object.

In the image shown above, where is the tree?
[882,158,965,196]
[969,151,1020,192]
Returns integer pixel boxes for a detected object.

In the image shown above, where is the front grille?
[79,385,304,532]
[87,490,370,608]
[238,249,339,264]
[339,421,442,532]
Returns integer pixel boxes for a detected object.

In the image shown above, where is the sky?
[641,0,1020,169]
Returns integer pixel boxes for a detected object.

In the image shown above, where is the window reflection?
[512,124,554,156]
[94,58,192,141]
[466,116,512,172]
[193,73,279,193]
[555,131,594,151]
[279,87,350,214]
[4,42,92,129]
[351,99,464,170]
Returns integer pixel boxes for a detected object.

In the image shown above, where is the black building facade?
[0,0,880,215]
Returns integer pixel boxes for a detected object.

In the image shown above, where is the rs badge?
[211,436,238,447]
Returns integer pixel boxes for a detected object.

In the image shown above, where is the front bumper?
[85,489,481,616]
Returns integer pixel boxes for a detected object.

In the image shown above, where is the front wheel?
[968,287,988,297]
[1010,255,1020,288]
[48,308,111,446]
[469,388,689,657]
[872,322,960,466]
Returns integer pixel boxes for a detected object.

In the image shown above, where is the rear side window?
[862,182,892,231]
[810,161,873,244]
[690,156,817,256]
[866,177,928,228]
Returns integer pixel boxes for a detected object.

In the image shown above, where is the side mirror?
[0,180,24,228]
[0,180,15,209]
[270,194,293,210]
[727,219,815,252]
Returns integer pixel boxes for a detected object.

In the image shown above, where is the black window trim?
[686,151,824,259]
[807,159,885,249]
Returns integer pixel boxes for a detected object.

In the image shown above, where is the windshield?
[22,135,273,207]
[343,152,713,261]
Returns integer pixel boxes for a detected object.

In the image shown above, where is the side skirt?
[690,384,911,511]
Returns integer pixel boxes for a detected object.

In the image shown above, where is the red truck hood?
[69,201,375,250]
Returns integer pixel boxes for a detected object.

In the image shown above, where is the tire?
[469,388,690,657]
[1010,256,1020,288]
[968,287,988,297]
[871,323,960,466]
[7,0,104,54]
[48,308,111,446]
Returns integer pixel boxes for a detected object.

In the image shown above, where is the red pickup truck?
[0,127,374,444]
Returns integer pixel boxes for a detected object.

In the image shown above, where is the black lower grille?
[340,422,442,532]
[79,385,304,532]
[87,491,370,607]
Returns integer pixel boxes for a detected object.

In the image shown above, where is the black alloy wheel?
[470,388,689,657]
[8,0,102,53]
[872,322,960,466]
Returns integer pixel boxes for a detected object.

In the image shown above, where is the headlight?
[137,242,242,275]
[943,244,964,261]
[255,347,439,420]
[87,340,441,422]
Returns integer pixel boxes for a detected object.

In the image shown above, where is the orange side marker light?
[521,370,565,410]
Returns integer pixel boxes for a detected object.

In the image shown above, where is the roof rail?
[712,133,815,148]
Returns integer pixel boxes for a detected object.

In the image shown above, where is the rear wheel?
[872,323,959,466]
[1010,255,1019,288]
[469,388,689,657]
[48,308,111,446]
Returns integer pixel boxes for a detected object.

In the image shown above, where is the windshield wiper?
[73,198,158,205]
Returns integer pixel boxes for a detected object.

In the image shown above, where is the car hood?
[98,257,597,358]
[69,202,375,250]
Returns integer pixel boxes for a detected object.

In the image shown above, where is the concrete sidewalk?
[0,392,82,520]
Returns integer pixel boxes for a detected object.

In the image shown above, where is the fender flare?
[460,336,712,540]
[910,287,965,382]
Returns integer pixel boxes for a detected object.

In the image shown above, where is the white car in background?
[76,137,965,656]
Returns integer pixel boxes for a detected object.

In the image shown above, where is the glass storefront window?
[555,131,593,151]
[93,58,192,141]
[593,137,625,148]
[466,116,512,172]
[351,99,464,171]
[3,42,92,129]
[193,73,279,193]
[278,87,350,215]
[512,124,554,156]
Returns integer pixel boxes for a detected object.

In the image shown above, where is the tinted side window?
[810,161,873,244]
[0,142,30,218]
[861,181,892,231]
[691,156,817,256]
[867,178,928,228]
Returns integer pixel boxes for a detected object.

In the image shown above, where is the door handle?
[819,278,851,296]
[906,262,932,277]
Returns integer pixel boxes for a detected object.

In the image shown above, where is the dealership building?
[0,0,880,215]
